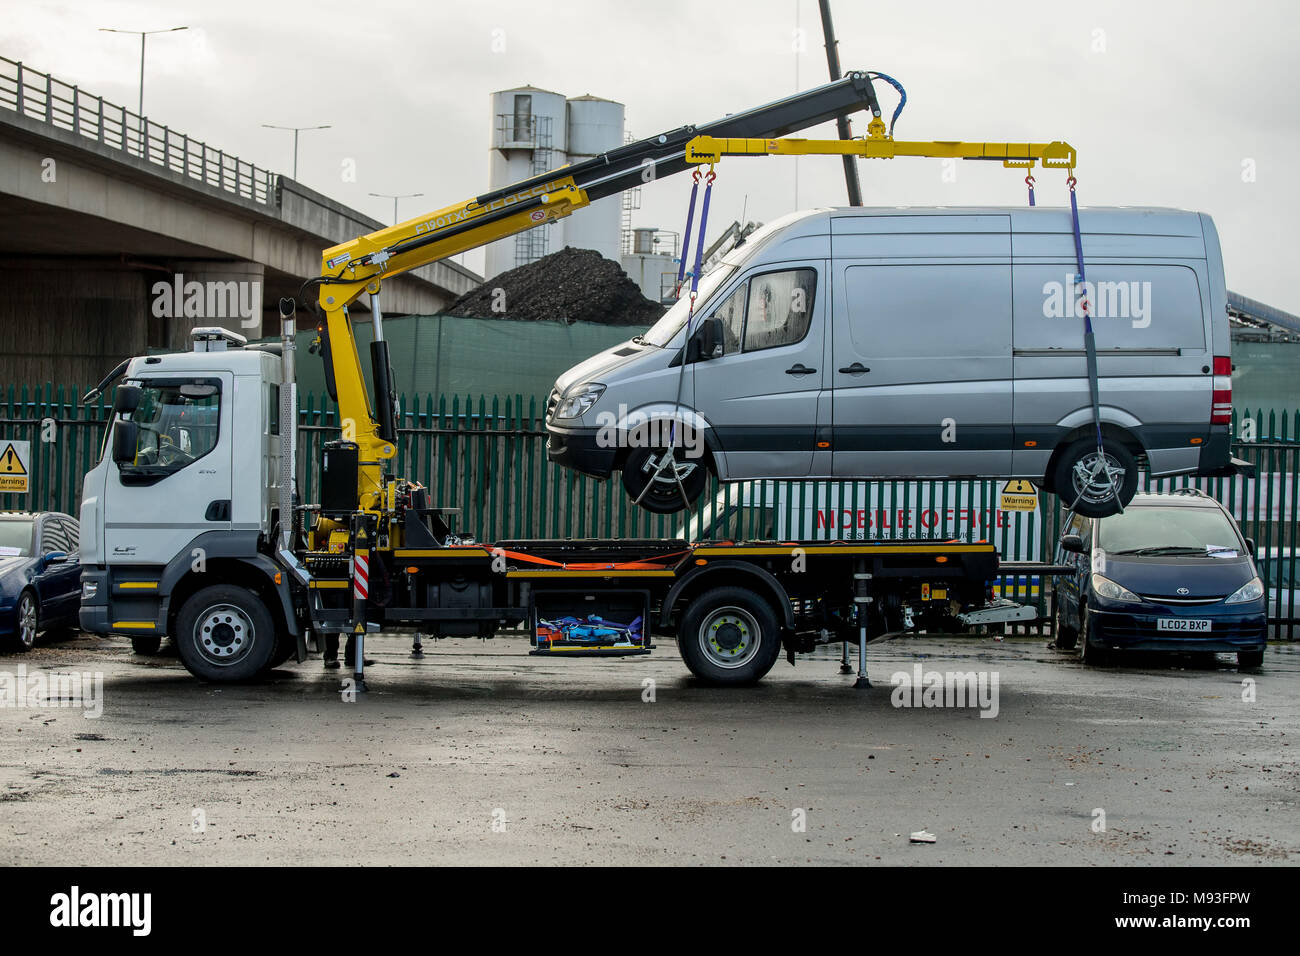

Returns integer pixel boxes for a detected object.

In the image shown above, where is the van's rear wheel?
[622,446,708,514]
[1051,437,1138,518]
[677,586,782,685]
[175,585,276,682]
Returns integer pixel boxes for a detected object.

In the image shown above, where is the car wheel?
[677,586,782,685]
[174,585,277,682]
[621,446,708,514]
[1051,437,1138,518]
[1052,591,1078,650]
[1237,650,1264,670]
[8,591,39,652]
[130,634,163,655]
[1077,607,1111,667]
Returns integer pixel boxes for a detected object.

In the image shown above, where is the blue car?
[0,512,83,652]
[1053,490,1267,669]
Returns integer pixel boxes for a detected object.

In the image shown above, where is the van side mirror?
[688,317,725,362]
[112,421,139,464]
[1245,537,1256,556]
[1060,533,1085,554]
[113,384,142,415]
[43,551,68,564]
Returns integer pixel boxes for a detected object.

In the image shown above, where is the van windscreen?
[642,265,736,347]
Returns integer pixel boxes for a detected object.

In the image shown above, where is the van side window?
[743,269,816,352]
[710,282,747,355]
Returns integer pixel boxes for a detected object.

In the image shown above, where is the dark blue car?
[0,512,82,651]
[1053,490,1267,669]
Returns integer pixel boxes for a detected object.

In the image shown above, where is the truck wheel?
[1237,650,1264,670]
[1051,437,1138,518]
[677,586,782,685]
[622,446,708,514]
[130,634,163,655]
[174,585,277,682]
[266,629,297,670]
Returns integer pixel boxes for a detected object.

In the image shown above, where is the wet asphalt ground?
[1,631,1296,866]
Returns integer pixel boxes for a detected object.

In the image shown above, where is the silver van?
[546,206,1239,516]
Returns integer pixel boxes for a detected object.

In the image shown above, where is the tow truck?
[76,71,1072,690]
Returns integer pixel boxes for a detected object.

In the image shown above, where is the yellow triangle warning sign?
[1,444,27,475]
[0,440,30,493]
[1000,479,1039,512]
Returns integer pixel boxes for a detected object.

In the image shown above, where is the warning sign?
[1000,479,1039,512]
[0,440,30,494]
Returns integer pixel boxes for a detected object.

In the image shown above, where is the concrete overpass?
[0,55,481,385]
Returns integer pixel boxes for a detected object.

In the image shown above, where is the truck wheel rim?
[195,603,254,666]
[18,596,36,648]
[1070,451,1124,505]
[698,606,760,669]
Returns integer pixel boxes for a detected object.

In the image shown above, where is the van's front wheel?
[1051,438,1138,518]
[621,446,708,514]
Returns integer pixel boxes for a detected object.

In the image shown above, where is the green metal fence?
[3,383,1297,638]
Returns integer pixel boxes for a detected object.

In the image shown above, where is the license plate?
[1157,618,1212,632]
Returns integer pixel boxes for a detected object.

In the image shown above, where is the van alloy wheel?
[1070,450,1125,506]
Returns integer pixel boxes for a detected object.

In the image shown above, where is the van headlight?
[1224,577,1263,604]
[1091,573,1141,603]
[554,383,605,420]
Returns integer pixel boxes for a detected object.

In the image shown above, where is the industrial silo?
[484,85,568,280]
[563,94,626,263]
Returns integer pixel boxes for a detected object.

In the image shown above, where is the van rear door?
[829,214,1014,478]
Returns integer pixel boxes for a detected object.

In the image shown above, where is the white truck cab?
[78,329,295,657]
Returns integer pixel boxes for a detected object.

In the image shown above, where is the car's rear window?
[1098,505,1240,553]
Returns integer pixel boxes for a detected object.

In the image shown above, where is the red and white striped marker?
[353,552,369,601]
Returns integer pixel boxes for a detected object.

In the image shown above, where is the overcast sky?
[9,0,1300,310]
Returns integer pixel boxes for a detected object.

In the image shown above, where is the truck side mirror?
[688,317,725,362]
[1059,533,1085,555]
[112,421,139,464]
[113,384,142,415]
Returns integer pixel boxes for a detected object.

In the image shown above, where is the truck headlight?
[1224,577,1263,604]
[1091,573,1140,603]
[81,581,99,601]
[555,383,605,420]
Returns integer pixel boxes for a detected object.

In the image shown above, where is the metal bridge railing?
[0,55,278,206]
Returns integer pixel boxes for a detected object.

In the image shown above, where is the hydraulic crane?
[305,70,1076,557]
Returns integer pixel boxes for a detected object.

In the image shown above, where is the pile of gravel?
[445,247,666,326]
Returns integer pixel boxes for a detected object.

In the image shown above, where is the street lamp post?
[98,26,188,117]
[262,124,332,180]
[369,192,424,226]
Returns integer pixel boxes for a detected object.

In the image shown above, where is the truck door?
[691,264,826,480]
[102,375,233,565]
[829,214,1014,478]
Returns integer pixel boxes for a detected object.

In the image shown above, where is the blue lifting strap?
[1068,175,1104,451]
[1026,173,1036,207]
[674,171,702,294]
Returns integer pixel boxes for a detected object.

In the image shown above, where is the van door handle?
[785,364,817,376]
[838,363,870,375]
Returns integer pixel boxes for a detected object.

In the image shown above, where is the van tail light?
[1211,355,1232,424]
